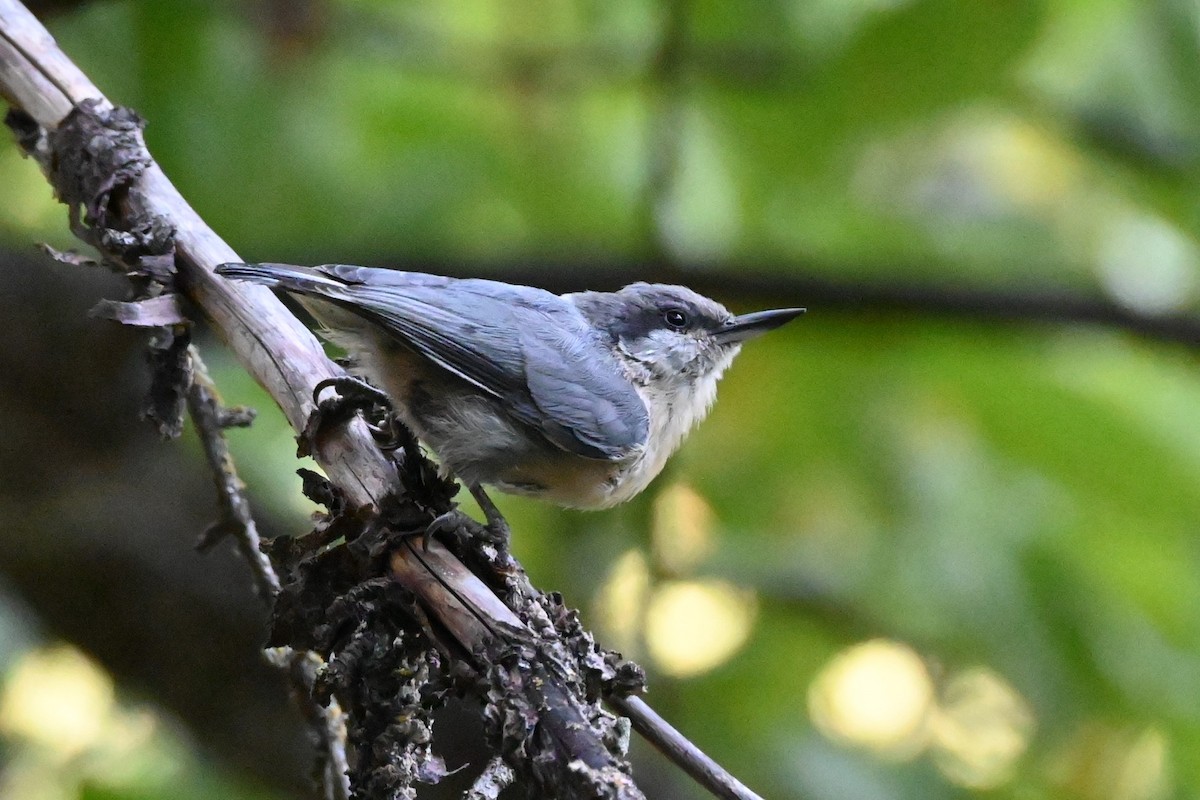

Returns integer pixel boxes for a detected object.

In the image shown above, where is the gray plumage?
[215,262,803,509]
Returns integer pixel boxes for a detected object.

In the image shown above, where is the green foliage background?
[3,1,1200,799]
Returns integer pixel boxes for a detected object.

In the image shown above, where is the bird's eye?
[663,308,688,330]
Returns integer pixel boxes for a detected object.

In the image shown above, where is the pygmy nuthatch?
[216,263,804,510]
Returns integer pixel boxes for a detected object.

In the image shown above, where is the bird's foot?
[426,508,461,536]
[420,486,515,575]
[311,375,392,417]
[421,506,467,552]
[298,375,399,456]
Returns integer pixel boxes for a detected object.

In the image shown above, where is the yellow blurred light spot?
[1051,723,1170,800]
[652,482,715,575]
[931,667,1034,789]
[0,754,69,800]
[808,639,933,760]
[645,579,757,678]
[592,549,651,656]
[1116,728,1170,800]
[0,646,115,757]
[976,118,1080,210]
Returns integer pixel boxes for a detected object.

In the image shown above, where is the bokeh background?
[2,1,1199,798]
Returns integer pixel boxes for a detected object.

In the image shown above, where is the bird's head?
[569,283,805,389]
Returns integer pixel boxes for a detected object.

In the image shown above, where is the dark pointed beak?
[713,307,806,344]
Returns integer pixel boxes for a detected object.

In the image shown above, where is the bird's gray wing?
[515,307,649,459]
[312,267,649,459]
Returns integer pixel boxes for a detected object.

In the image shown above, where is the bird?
[215,263,803,512]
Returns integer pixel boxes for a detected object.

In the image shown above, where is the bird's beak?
[713,307,806,344]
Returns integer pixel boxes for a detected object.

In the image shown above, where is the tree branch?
[186,347,280,599]
[610,695,761,800]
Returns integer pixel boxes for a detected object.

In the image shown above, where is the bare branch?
[610,695,764,800]
[185,347,280,599]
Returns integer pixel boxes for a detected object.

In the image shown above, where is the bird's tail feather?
[215,262,346,296]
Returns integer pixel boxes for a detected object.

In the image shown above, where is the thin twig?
[609,695,764,800]
[185,346,280,598]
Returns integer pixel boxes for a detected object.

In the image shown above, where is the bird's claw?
[298,376,398,457]
[423,508,466,552]
[426,508,463,538]
[420,487,512,567]
[312,376,391,410]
